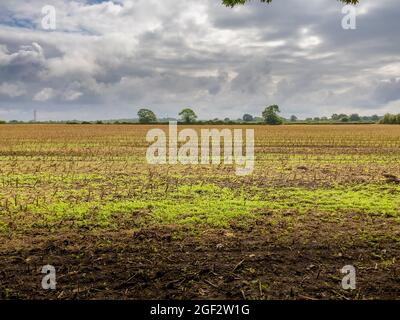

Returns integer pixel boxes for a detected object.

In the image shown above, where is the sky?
[0,0,399,121]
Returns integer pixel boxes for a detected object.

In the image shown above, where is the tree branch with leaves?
[223,0,359,7]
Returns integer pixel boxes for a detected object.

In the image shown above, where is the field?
[0,124,399,300]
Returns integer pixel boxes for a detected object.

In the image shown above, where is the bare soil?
[1,211,399,300]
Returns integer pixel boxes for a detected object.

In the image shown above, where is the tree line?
[2,106,393,125]
[380,113,400,124]
[137,106,386,125]
[136,106,285,124]
[138,106,285,124]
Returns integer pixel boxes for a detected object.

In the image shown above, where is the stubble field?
[0,124,399,300]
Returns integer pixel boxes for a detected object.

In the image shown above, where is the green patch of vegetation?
[258,184,400,216]
[3,183,397,233]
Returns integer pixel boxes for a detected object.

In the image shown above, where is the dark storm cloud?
[374,78,400,104]
[231,60,272,94]
[0,42,45,81]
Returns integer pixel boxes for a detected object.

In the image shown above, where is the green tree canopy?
[179,108,198,123]
[223,0,358,7]
[371,115,379,122]
[341,115,350,122]
[262,104,283,125]
[137,108,157,124]
[381,113,400,124]
[243,114,254,122]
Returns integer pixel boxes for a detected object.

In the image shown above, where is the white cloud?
[63,89,82,101]
[33,88,55,101]
[0,82,26,97]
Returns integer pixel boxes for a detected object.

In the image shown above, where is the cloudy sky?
[0,0,399,121]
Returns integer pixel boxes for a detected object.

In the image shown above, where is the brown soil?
[1,212,399,300]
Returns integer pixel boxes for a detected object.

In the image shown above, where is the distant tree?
[371,115,380,122]
[179,108,198,123]
[314,117,320,122]
[331,114,340,121]
[332,113,349,122]
[381,114,391,124]
[321,116,328,121]
[223,0,359,7]
[290,115,298,122]
[138,108,157,124]
[305,117,313,122]
[341,115,350,122]
[349,113,361,122]
[224,117,231,122]
[381,113,400,124]
[243,114,254,122]
[262,105,283,125]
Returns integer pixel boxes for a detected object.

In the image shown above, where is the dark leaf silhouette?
[223,0,359,7]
